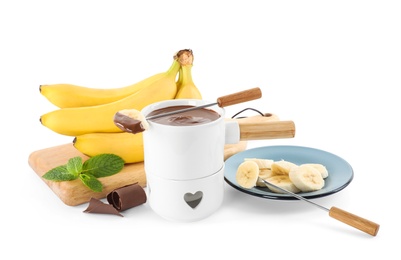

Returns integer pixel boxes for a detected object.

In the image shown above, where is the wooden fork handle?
[329,206,380,236]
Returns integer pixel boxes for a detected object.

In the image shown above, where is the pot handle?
[238,119,295,141]
[225,113,296,143]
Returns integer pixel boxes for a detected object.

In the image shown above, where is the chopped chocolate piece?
[83,197,123,217]
[114,111,146,134]
[107,183,147,211]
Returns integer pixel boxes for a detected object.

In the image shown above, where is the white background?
[1,0,399,259]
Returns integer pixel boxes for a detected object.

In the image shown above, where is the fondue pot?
[141,98,295,222]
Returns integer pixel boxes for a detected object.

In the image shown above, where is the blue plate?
[224,145,354,200]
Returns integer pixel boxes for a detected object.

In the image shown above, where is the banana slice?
[244,158,274,169]
[256,168,275,187]
[245,158,275,187]
[289,165,325,192]
[264,175,301,194]
[301,163,329,179]
[271,160,298,175]
[236,161,260,189]
[114,109,149,134]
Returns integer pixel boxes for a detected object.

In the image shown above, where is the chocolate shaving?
[107,183,147,211]
[83,183,147,217]
[84,197,123,217]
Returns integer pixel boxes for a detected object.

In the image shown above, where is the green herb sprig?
[42,154,125,192]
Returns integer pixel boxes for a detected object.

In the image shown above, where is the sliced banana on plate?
[244,158,275,187]
[289,164,325,192]
[271,160,298,175]
[244,158,274,169]
[266,175,301,193]
[236,160,260,189]
[301,163,329,179]
[264,175,301,194]
[235,158,329,193]
[256,168,275,187]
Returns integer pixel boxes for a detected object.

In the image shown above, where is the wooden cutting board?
[28,142,247,206]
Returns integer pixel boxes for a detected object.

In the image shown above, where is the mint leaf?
[66,156,83,178]
[82,154,124,178]
[79,173,103,192]
[42,165,78,181]
[41,153,125,192]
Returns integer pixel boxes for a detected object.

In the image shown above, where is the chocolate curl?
[107,183,147,211]
[84,183,147,217]
[84,197,123,217]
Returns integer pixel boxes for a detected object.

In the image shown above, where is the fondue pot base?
[146,165,225,222]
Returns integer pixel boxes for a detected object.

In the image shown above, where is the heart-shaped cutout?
[184,191,203,209]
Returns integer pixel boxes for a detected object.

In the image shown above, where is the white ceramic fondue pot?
[142,99,239,222]
[141,88,295,222]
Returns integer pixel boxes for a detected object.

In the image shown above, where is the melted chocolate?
[147,105,220,126]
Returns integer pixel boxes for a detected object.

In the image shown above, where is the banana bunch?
[236,158,329,193]
[40,49,202,163]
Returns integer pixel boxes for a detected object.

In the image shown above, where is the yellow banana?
[176,67,183,90]
[40,72,166,108]
[40,58,180,136]
[174,49,202,99]
[73,132,144,164]
[174,65,202,99]
[175,54,184,89]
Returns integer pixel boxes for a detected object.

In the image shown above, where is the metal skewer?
[258,177,380,236]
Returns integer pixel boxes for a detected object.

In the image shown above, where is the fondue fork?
[258,177,380,236]
[146,87,262,120]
